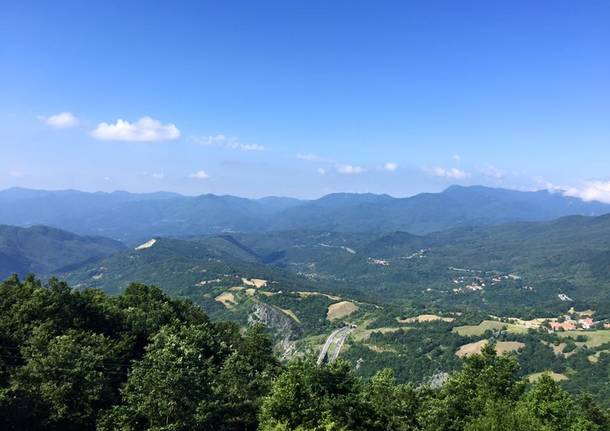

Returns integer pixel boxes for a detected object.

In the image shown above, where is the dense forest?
[0,276,608,430]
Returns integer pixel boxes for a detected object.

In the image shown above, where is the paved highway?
[317,325,353,364]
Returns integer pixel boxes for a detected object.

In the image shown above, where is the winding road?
[317,325,353,364]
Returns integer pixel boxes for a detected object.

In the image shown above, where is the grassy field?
[559,329,610,348]
[327,301,359,320]
[452,320,529,336]
[456,339,488,357]
[215,292,237,308]
[528,371,568,382]
[588,350,609,363]
[397,314,454,323]
[455,340,525,357]
[352,326,405,342]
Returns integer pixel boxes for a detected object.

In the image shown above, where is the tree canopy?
[0,275,608,430]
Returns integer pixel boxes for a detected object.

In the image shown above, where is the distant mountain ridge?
[1,185,609,242]
[0,225,126,279]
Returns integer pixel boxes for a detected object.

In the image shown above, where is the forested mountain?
[2,186,609,242]
[3,214,610,414]
[270,185,610,233]
[4,192,610,419]
[0,225,125,279]
[58,211,610,320]
[0,276,608,430]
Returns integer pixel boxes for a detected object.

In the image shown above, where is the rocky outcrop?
[249,301,302,359]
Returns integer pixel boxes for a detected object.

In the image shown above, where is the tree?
[259,358,370,431]
[361,368,420,431]
[10,328,119,430]
[419,343,525,431]
[465,400,550,431]
[98,323,225,430]
[518,374,598,431]
[206,324,280,430]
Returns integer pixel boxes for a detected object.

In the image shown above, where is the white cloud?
[533,177,564,193]
[151,173,165,180]
[91,117,181,142]
[564,181,610,203]
[317,167,326,175]
[189,170,210,180]
[8,170,24,177]
[384,162,399,172]
[433,167,469,180]
[452,154,461,162]
[193,134,265,151]
[42,112,79,128]
[337,164,364,175]
[480,165,505,179]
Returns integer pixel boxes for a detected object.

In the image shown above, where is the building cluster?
[548,316,594,331]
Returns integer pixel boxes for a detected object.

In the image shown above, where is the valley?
[2,186,610,406]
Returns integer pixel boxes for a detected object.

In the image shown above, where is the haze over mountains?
[3,184,610,408]
[2,185,609,243]
[4,196,610,317]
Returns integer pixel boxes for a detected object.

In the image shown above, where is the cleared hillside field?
[327,301,359,320]
[452,320,529,336]
[559,330,610,348]
[455,340,525,357]
[528,371,569,382]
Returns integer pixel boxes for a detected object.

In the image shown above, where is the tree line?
[0,275,608,430]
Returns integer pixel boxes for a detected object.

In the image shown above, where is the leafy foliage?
[1,276,609,430]
[0,276,277,430]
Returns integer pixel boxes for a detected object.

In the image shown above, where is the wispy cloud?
[336,164,364,175]
[452,154,461,162]
[480,165,505,179]
[564,181,610,203]
[432,167,469,180]
[384,162,399,172]
[296,153,328,162]
[40,112,79,128]
[91,117,180,142]
[151,173,165,180]
[297,152,367,176]
[189,170,210,180]
[192,134,265,151]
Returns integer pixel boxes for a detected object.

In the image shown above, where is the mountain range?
[1,185,609,243]
[3,187,610,404]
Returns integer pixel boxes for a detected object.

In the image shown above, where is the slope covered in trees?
[0,225,125,279]
[62,211,610,318]
[0,276,607,430]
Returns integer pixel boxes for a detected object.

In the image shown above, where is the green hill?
[0,225,125,279]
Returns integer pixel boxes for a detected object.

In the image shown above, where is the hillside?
[2,186,609,242]
[4,217,610,405]
[1,276,607,430]
[0,225,125,279]
[58,212,610,320]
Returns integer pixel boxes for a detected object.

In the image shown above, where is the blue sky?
[1,1,609,199]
